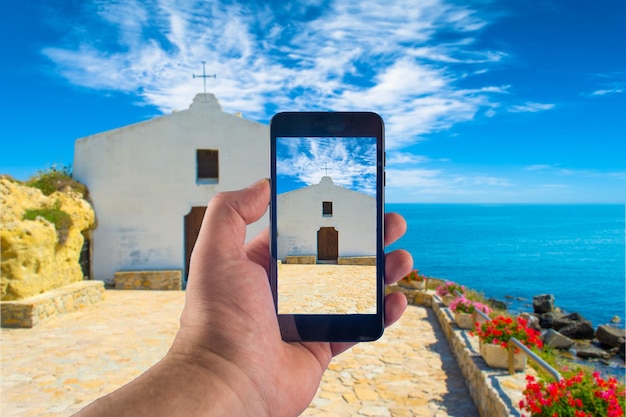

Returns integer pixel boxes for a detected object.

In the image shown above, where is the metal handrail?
[474,307,490,323]
[508,338,562,381]
[449,293,562,381]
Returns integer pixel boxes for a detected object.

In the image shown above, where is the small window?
[197,149,218,183]
[323,201,333,217]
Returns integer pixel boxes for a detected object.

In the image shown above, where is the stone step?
[1,281,104,328]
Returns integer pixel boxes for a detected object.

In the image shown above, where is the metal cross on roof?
[192,61,216,94]
[321,162,333,176]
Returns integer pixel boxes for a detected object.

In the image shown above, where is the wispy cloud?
[590,88,624,96]
[41,0,509,150]
[385,167,512,202]
[524,164,626,180]
[508,102,555,113]
[276,137,377,195]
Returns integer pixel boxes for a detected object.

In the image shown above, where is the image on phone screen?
[275,136,378,315]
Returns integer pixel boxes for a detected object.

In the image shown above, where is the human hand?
[74,179,412,417]
[177,178,412,416]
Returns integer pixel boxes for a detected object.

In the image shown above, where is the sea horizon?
[385,203,626,330]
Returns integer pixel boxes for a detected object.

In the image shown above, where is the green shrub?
[26,165,88,199]
[23,204,73,245]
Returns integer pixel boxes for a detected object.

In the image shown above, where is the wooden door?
[184,206,207,279]
[317,227,338,261]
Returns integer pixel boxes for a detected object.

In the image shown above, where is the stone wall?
[387,285,537,416]
[285,256,317,264]
[1,281,104,328]
[338,256,376,266]
[114,270,182,290]
[1,178,96,300]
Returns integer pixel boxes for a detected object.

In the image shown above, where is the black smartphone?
[269,112,385,342]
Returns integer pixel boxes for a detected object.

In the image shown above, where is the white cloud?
[386,152,433,166]
[385,167,512,201]
[277,137,377,195]
[41,0,510,150]
[523,164,626,180]
[590,88,624,96]
[523,164,555,171]
[508,102,555,113]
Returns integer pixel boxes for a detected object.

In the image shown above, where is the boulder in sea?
[595,325,626,348]
[539,311,564,329]
[575,345,611,360]
[543,329,574,350]
[553,312,587,330]
[533,294,555,314]
[559,320,595,340]
[611,315,621,324]
[487,298,507,311]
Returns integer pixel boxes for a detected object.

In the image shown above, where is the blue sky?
[1,0,625,203]
[276,137,377,195]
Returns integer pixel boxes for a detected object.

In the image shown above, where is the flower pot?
[479,341,527,371]
[454,311,474,330]
[441,294,455,306]
[398,279,425,290]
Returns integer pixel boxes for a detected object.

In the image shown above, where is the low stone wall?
[113,270,182,290]
[387,285,535,417]
[338,256,376,266]
[285,256,316,264]
[284,256,377,265]
[1,280,104,328]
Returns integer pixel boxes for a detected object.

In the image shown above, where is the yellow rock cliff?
[1,177,95,300]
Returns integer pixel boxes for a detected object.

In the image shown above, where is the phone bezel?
[269,111,385,342]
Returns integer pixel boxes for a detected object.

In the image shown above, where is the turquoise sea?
[386,204,626,329]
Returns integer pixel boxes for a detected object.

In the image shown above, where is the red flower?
[473,315,543,351]
[520,371,625,417]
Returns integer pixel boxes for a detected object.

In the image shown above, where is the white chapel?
[73,93,269,284]
[277,176,376,262]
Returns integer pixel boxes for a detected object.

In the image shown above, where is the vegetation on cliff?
[1,167,95,300]
[25,165,88,198]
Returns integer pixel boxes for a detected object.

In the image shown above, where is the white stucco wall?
[276,176,376,261]
[73,94,269,283]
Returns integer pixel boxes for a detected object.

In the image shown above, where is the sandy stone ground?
[1,267,478,416]
[278,264,377,314]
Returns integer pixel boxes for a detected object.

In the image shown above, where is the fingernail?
[249,178,269,189]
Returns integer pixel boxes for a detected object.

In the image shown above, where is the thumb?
[192,179,270,262]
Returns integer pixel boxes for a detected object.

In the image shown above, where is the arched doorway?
[317,227,338,262]
[184,206,207,280]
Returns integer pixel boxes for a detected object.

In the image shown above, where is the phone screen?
[270,112,385,342]
[275,136,378,314]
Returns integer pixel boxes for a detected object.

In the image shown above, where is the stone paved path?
[1,290,478,417]
[278,264,377,314]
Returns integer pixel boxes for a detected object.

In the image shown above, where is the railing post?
[507,340,516,375]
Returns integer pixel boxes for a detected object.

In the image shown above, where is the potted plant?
[449,296,492,330]
[436,281,465,306]
[473,315,543,371]
[519,371,625,417]
[397,269,425,290]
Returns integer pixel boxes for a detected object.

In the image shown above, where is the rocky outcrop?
[533,294,555,314]
[0,177,95,300]
[596,325,626,348]
[575,345,611,360]
[530,293,625,371]
[538,311,564,329]
[553,313,595,340]
[543,329,574,350]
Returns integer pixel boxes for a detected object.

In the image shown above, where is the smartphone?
[269,112,385,342]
